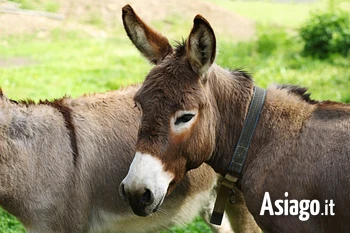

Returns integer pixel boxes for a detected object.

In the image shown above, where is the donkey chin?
[119,152,174,216]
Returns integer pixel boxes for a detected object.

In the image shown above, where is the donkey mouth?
[131,207,150,217]
[130,194,165,217]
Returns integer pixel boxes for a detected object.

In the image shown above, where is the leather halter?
[210,86,266,225]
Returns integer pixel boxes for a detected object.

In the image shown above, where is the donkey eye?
[175,114,195,125]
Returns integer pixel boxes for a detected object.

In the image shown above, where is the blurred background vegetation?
[0,0,349,232]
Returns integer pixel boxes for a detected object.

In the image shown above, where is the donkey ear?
[122,5,173,64]
[186,15,216,76]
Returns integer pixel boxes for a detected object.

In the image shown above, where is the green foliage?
[0,29,150,101]
[217,26,349,103]
[9,0,60,12]
[206,0,330,28]
[84,12,105,27]
[255,26,291,56]
[44,1,60,13]
[159,217,212,233]
[299,10,350,58]
[9,0,36,10]
[0,209,25,233]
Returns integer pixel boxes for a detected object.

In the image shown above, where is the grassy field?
[0,0,349,232]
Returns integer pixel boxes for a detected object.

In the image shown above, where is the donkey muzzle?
[119,183,155,216]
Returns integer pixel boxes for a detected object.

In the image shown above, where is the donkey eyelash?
[174,114,195,125]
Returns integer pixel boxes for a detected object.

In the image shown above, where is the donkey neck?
[206,65,255,176]
[206,68,317,179]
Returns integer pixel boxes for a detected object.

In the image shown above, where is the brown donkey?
[0,86,239,233]
[119,5,350,233]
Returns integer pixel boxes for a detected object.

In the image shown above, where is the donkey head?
[120,5,218,216]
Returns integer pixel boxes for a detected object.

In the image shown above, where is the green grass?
[217,28,350,102]
[206,0,346,28]
[2,28,347,102]
[0,209,25,233]
[9,0,61,12]
[159,217,213,233]
[44,1,60,13]
[83,12,105,27]
[0,1,349,232]
[0,29,151,101]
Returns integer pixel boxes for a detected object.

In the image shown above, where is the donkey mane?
[276,84,318,104]
[16,96,69,107]
[229,69,252,81]
[0,88,69,107]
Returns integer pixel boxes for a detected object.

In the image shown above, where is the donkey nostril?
[141,189,154,205]
[119,183,128,202]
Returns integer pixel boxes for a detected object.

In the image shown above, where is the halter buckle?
[210,174,238,225]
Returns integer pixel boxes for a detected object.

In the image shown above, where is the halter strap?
[210,86,266,225]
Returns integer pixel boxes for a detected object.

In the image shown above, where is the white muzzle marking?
[122,152,174,212]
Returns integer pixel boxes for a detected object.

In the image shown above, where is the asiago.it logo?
[260,192,335,221]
